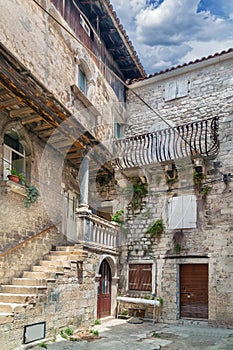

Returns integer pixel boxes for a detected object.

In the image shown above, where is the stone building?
[116,49,233,327]
[0,0,144,348]
[0,0,232,349]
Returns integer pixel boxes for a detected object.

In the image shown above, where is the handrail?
[0,223,60,258]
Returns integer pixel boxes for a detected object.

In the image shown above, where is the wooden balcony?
[76,211,121,250]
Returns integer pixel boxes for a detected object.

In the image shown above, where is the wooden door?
[180,264,208,319]
[97,260,111,319]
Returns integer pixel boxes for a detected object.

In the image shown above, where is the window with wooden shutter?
[168,195,197,229]
[164,79,190,101]
[129,264,152,291]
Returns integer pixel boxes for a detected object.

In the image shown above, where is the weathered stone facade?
[0,0,132,348]
[118,51,233,327]
[0,0,233,349]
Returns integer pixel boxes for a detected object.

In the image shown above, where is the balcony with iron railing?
[114,116,219,169]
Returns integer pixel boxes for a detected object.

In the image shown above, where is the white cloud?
[136,0,232,46]
[110,0,233,74]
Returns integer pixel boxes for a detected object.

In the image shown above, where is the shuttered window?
[129,264,152,291]
[164,79,190,101]
[168,195,197,229]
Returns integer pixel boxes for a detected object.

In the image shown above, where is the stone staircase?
[0,245,87,325]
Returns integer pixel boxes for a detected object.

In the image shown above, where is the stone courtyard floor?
[31,318,233,350]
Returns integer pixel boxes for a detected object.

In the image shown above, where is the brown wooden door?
[180,264,208,319]
[97,260,111,319]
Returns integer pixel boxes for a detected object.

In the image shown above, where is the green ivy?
[148,219,165,238]
[111,209,124,225]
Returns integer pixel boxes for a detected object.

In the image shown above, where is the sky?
[109,0,233,74]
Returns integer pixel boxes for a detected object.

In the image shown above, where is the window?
[167,195,197,229]
[164,79,190,101]
[78,67,87,95]
[114,121,123,139]
[129,264,152,291]
[3,131,25,180]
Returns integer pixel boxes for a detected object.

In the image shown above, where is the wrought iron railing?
[114,117,219,169]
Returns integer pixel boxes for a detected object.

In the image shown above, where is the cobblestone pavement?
[32,318,233,350]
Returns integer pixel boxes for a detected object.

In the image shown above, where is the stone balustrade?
[76,210,121,249]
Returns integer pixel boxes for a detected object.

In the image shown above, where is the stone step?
[32,265,64,273]
[0,293,36,304]
[0,285,47,294]
[0,312,14,324]
[0,302,27,313]
[39,259,71,268]
[56,245,83,252]
[23,271,56,280]
[49,251,84,257]
[12,278,47,286]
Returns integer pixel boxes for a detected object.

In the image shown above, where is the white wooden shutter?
[3,145,11,180]
[164,81,177,101]
[177,80,189,98]
[168,195,197,229]
[164,79,189,101]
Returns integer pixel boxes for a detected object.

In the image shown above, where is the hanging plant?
[24,185,40,208]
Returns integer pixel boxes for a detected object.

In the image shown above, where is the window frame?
[128,261,155,293]
[78,66,87,95]
[3,133,26,180]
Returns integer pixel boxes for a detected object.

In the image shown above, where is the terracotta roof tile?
[129,48,233,84]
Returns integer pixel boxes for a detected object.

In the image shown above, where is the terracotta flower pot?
[7,174,20,183]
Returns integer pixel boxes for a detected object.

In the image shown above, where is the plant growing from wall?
[193,170,204,188]
[128,180,148,211]
[172,231,184,254]
[111,209,124,225]
[174,243,182,254]
[200,184,212,198]
[148,219,165,238]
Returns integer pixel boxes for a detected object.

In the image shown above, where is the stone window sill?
[0,180,27,197]
[71,84,100,117]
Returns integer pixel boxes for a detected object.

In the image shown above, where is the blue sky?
[110,0,233,74]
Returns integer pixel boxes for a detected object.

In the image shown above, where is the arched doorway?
[97,259,111,319]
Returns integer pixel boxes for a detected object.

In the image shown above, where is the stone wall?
[0,249,116,350]
[0,225,66,285]
[118,53,233,326]
[0,0,124,139]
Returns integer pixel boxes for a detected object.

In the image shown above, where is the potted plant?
[6,168,25,184]
[6,167,39,207]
